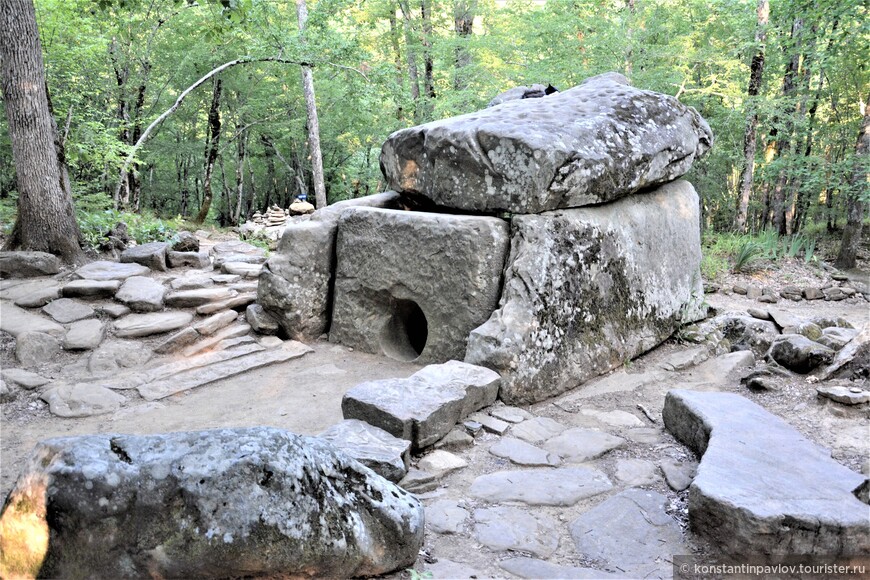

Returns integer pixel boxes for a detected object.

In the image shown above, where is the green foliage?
[732,240,764,273]
[0,192,18,236]
[405,569,433,580]
[77,208,183,252]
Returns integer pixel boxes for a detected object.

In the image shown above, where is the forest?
[0,0,867,265]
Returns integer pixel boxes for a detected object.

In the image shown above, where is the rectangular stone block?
[330,208,509,363]
[466,180,706,403]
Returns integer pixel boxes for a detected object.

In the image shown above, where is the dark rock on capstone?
[171,231,200,252]
[487,83,557,107]
[120,242,169,272]
[0,251,61,278]
[258,192,402,340]
[381,72,712,214]
[466,180,705,403]
[330,207,509,363]
[663,389,869,556]
[0,427,424,579]
[766,334,835,373]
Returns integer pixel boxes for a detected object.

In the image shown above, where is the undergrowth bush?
[701,229,820,280]
[77,208,184,252]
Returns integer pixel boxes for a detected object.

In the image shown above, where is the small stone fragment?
[246,303,280,335]
[416,450,468,479]
[659,457,698,491]
[433,428,474,451]
[614,458,658,486]
[816,386,870,405]
[466,412,510,435]
[192,310,238,336]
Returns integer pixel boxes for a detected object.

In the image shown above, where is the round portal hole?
[380,298,428,362]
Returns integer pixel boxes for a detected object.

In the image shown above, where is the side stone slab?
[466,180,705,403]
[662,389,869,556]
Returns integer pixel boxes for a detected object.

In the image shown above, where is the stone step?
[74,260,150,281]
[137,341,312,401]
[164,287,238,308]
[318,419,411,483]
[0,302,65,337]
[663,389,870,556]
[113,311,193,338]
[341,360,500,450]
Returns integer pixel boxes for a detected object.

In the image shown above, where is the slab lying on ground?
[663,389,870,556]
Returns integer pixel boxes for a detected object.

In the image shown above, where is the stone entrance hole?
[380,298,428,362]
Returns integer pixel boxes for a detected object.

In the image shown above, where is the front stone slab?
[331,207,509,363]
[466,180,705,403]
[663,389,869,556]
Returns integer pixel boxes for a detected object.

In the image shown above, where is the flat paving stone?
[74,261,150,281]
[342,360,500,450]
[114,276,166,312]
[570,488,685,578]
[0,303,65,337]
[113,311,193,338]
[99,303,130,318]
[489,437,560,467]
[40,383,125,418]
[624,427,665,444]
[165,287,238,308]
[579,409,644,427]
[473,506,559,558]
[466,412,510,435]
[193,310,239,336]
[663,389,870,556]
[614,458,658,486]
[318,419,411,483]
[169,275,214,290]
[426,500,468,534]
[816,385,870,405]
[489,405,532,423]
[470,467,612,506]
[659,457,697,491]
[416,450,468,479]
[62,279,121,299]
[1,279,62,303]
[16,332,61,367]
[511,416,567,444]
[137,341,312,401]
[543,428,625,463]
[195,292,256,314]
[63,319,105,351]
[13,284,61,308]
[221,262,262,277]
[499,557,619,579]
[42,298,95,324]
[1,368,51,389]
[88,340,153,375]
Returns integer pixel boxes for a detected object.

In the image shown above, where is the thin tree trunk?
[624,0,636,78]
[389,4,405,119]
[398,0,421,120]
[734,0,769,233]
[233,127,247,224]
[262,135,275,211]
[835,96,869,269]
[195,78,222,224]
[453,0,476,91]
[296,0,327,209]
[420,0,435,119]
[0,0,84,262]
[246,147,256,217]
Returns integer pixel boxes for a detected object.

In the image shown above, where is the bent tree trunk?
[835,96,870,269]
[195,78,222,224]
[296,0,328,209]
[0,0,84,263]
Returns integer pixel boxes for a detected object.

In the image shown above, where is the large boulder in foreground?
[0,427,424,579]
[663,389,869,556]
[258,191,402,340]
[381,72,712,214]
[466,180,705,403]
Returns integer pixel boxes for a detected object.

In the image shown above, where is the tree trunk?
[398,0,421,120]
[195,78,222,224]
[420,0,435,119]
[296,0,328,209]
[734,0,769,233]
[233,127,247,225]
[389,4,405,119]
[835,96,869,269]
[262,135,275,211]
[453,0,476,91]
[0,0,84,263]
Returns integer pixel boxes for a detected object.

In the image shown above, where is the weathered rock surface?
[258,192,402,339]
[816,385,870,405]
[63,319,105,351]
[210,240,266,266]
[39,383,125,417]
[416,450,468,479]
[182,322,252,356]
[473,507,559,558]
[489,437,561,467]
[167,250,210,269]
[331,207,509,363]
[120,242,169,271]
[659,457,697,491]
[663,389,869,556]
[113,311,193,338]
[0,251,61,278]
[1,368,51,389]
[62,279,121,299]
[543,428,625,463]
[318,419,411,482]
[42,298,95,324]
[221,262,262,277]
[193,310,239,336]
[1,278,60,304]
[820,323,870,380]
[171,231,200,252]
[469,467,612,506]
[153,327,200,355]
[426,500,468,534]
[614,458,658,486]
[165,287,237,308]
[511,416,567,444]
[569,489,685,578]
[342,360,500,450]
[0,427,424,578]
[196,292,256,314]
[381,72,712,214]
[0,303,65,337]
[245,303,280,335]
[16,331,61,367]
[499,557,617,579]
[11,284,61,307]
[87,340,153,375]
[466,180,705,403]
[767,334,835,373]
[115,276,167,312]
[74,260,150,281]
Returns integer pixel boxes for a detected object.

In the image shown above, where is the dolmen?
[260,72,713,403]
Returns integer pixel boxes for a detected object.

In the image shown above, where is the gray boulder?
[245,304,280,335]
[257,191,402,340]
[0,427,424,579]
[171,231,200,252]
[766,334,835,373]
[663,389,869,556]
[120,242,169,272]
[115,276,166,312]
[715,314,780,356]
[466,180,705,403]
[167,251,210,269]
[331,207,509,363]
[820,323,870,380]
[381,72,712,214]
[0,251,60,278]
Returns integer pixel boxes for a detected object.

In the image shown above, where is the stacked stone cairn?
[259,72,713,404]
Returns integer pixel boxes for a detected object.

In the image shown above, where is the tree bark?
[419,0,435,120]
[296,0,328,209]
[734,0,768,233]
[398,0,422,120]
[835,96,869,269]
[0,0,85,263]
[195,78,222,224]
[453,0,476,91]
[233,127,247,225]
